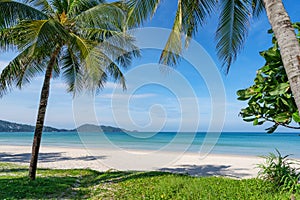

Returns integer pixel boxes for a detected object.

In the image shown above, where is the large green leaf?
[260,47,281,63]
[292,112,300,123]
[274,112,290,123]
[269,83,289,96]
[243,117,256,122]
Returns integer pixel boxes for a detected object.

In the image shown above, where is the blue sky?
[0,0,300,132]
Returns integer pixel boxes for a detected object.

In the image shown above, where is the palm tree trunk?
[263,0,300,115]
[28,47,60,180]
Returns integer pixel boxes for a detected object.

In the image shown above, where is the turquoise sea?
[0,132,299,158]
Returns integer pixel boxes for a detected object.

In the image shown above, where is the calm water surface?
[0,132,299,158]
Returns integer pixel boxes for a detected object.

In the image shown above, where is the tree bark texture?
[28,47,60,180]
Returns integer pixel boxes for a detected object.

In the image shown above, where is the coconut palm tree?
[125,0,300,114]
[0,0,139,180]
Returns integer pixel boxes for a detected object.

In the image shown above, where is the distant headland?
[0,119,134,133]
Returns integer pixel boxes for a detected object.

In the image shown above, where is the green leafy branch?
[237,22,300,133]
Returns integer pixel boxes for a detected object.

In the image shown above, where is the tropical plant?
[0,0,139,180]
[125,0,300,115]
[263,0,300,120]
[237,23,300,133]
[258,149,300,193]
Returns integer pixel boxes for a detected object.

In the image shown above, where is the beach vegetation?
[0,0,139,180]
[262,0,300,121]
[237,23,300,133]
[258,149,300,193]
[1,162,299,199]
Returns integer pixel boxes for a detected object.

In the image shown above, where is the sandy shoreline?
[0,145,264,179]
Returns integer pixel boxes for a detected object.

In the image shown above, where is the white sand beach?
[0,145,264,179]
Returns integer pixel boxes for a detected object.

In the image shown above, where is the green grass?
[0,162,299,199]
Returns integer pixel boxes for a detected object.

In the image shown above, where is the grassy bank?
[0,162,298,199]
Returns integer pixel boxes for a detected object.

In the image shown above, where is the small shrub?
[258,149,300,193]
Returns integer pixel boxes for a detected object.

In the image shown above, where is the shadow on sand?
[0,153,251,178]
[159,164,252,178]
[0,152,106,163]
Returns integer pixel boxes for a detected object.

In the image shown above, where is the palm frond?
[251,0,264,18]
[182,0,215,47]
[71,33,108,91]
[0,47,46,96]
[51,0,66,14]
[159,0,183,67]
[0,0,47,28]
[72,33,138,91]
[216,0,251,73]
[9,20,49,51]
[0,28,15,51]
[75,2,126,31]
[80,28,123,42]
[92,32,140,90]
[114,50,140,69]
[25,0,54,16]
[60,47,83,93]
[52,60,60,79]
[68,0,105,17]
[126,0,161,27]
[8,19,69,53]
[94,32,140,77]
[106,62,126,90]
[71,33,91,59]
[83,49,108,92]
[86,46,127,91]
[102,39,140,69]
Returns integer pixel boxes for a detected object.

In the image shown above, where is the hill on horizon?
[74,124,130,133]
[0,120,132,133]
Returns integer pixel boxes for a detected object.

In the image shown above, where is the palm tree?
[125,0,300,114]
[0,0,139,180]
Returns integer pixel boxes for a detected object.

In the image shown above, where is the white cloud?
[104,81,124,89]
